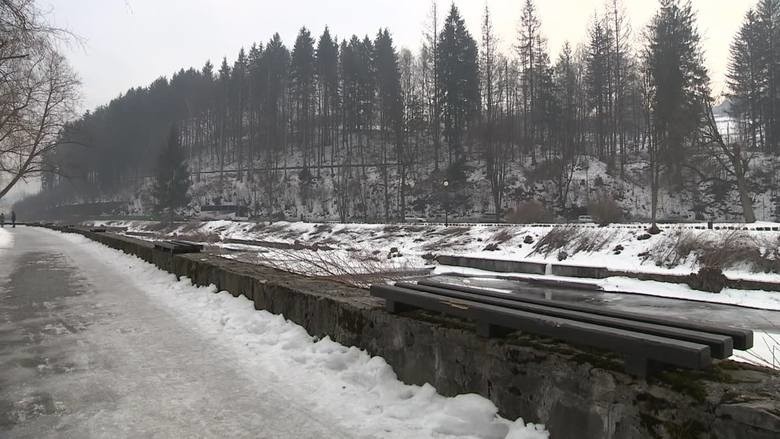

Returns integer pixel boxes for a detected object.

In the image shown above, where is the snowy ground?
[92,219,780,298]
[0,227,12,251]
[85,220,780,370]
[3,227,548,438]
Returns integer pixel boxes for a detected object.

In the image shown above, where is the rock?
[524,235,534,244]
[647,224,661,235]
[557,251,569,261]
[637,234,652,241]
[483,243,500,251]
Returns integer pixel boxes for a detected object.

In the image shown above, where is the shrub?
[532,226,578,256]
[533,226,619,257]
[687,266,727,293]
[507,200,554,224]
[588,191,623,226]
[650,230,780,273]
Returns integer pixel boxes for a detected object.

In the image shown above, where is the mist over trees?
[19,0,780,223]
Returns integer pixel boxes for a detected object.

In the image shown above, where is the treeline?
[31,0,772,222]
[727,0,780,153]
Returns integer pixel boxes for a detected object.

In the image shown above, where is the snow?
[48,228,549,439]
[731,332,780,370]
[93,219,780,284]
[0,228,11,251]
[600,277,780,311]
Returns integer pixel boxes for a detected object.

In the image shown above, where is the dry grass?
[490,229,513,244]
[532,226,619,257]
[650,230,780,272]
[422,228,472,252]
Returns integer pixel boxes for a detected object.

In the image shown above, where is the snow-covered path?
[0,227,547,439]
[0,227,357,437]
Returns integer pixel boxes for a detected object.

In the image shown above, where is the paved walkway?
[0,227,351,438]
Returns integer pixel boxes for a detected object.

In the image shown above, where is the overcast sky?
[45,0,751,113]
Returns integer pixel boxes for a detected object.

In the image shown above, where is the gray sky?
[46,0,751,113]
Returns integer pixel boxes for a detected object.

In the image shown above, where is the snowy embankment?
[54,230,548,439]
[91,220,780,306]
[93,219,780,281]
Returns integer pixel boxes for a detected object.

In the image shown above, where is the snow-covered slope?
[94,219,780,283]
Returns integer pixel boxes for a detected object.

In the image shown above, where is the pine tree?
[646,0,710,186]
[756,0,780,152]
[216,58,231,185]
[374,28,402,221]
[316,27,339,168]
[727,9,765,150]
[424,0,442,169]
[231,48,248,180]
[291,27,316,166]
[586,14,613,163]
[518,0,542,153]
[153,125,191,222]
[437,3,479,165]
[552,42,581,208]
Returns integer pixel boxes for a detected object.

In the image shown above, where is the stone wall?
[56,227,780,439]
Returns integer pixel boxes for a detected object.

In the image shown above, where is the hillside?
[18,141,780,224]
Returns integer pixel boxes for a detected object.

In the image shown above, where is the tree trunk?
[735,165,756,223]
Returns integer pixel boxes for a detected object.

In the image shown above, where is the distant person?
[0,212,4,228]
[10,211,15,228]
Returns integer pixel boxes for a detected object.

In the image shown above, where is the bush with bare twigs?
[251,248,421,288]
[588,191,623,226]
[506,200,554,224]
[532,226,620,257]
[649,230,780,273]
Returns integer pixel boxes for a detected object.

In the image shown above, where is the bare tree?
[0,0,79,201]
[699,97,757,223]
